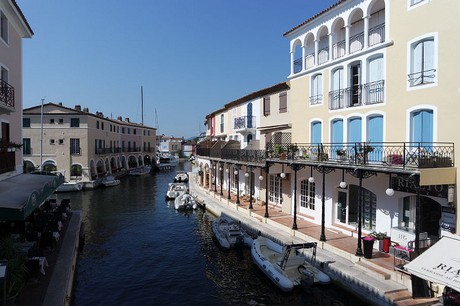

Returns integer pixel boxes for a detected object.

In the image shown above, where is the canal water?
[62,162,370,306]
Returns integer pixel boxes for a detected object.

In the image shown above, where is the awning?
[0,173,64,221]
[405,236,460,292]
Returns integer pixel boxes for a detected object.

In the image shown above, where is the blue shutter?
[367,115,383,161]
[311,121,322,144]
[348,117,362,143]
[412,110,433,144]
[331,119,343,144]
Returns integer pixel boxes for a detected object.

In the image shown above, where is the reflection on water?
[65,162,369,306]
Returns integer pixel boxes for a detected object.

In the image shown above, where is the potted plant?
[0,140,23,152]
[0,236,27,302]
[369,231,389,251]
[336,149,346,160]
[273,145,286,160]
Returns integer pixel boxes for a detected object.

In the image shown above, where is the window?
[70,118,80,127]
[58,119,64,124]
[96,121,100,129]
[409,37,435,87]
[263,97,270,116]
[23,118,31,128]
[411,109,433,143]
[134,129,136,135]
[330,68,344,109]
[101,122,104,130]
[70,138,80,154]
[58,139,64,145]
[310,74,323,105]
[311,121,322,144]
[1,66,8,83]
[50,139,55,145]
[220,114,224,133]
[1,11,8,44]
[122,127,125,134]
[279,92,287,113]
[23,138,31,155]
[50,119,55,124]
[300,180,315,210]
[269,175,282,205]
[366,56,384,104]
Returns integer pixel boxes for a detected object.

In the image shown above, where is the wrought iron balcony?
[329,80,384,110]
[0,79,14,111]
[369,23,385,47]
[293,58,302,74]
[233,116,256,130]
[309,95,323,105]
[197,142,454,170]
[408,69,436,87]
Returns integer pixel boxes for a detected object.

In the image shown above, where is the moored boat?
[174,193,197,210]
[129,166,152,176]
[212,214,252,249]
[101,175,120,187]
[55,182,83,193]
[173,171,189,183]
[251,237,330,292]
[165,183,188,200]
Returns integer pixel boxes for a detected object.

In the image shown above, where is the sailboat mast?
[141,86,144,125]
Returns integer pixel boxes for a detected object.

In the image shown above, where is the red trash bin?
[383,237,391,253]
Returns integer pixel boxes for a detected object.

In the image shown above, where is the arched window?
[411,109,433,143]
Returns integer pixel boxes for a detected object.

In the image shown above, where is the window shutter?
[263,97,270,116]
[279,92,287,113]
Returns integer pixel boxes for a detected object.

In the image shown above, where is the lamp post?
[219,165,223,196]
[245,166,254,209]
[316,166,334,242]
[235,167,240,205]
[288,163,306,230]
[227,166,231,200]
[213,164,217,192]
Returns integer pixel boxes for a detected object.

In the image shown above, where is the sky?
[17,0,338,139]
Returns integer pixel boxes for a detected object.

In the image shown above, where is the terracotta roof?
[205,81,290,119]
[283,0,346,37]
[11,0,34,36]
[23,102,156,130]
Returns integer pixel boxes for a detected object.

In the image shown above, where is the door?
[350,63,361,105]
[411,109,433,144]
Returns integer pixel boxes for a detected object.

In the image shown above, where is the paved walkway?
[189,176,441,306]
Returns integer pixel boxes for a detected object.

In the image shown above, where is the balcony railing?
[329,80,384,110]
[318,47,329,65]
[309,94,323,105]
[305,53,315,69]
[332,40,346,60]
[408,69,436,87]
[349,32,364,54]
[197,146,265,164]
[197,142,454,170]
[0,151,15,174]
[369,23,385,47]
[0,79,14,110]
[234,116,256,130]
[293,58,302,74]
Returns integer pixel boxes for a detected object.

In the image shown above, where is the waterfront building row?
[195,0,459,281]
[22,103,157,183]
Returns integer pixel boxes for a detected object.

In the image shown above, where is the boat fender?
[315,271,331,285]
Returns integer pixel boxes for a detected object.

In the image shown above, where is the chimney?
[83,107,89,112]
[117,116,122,121]
[125,118,130,123]
[58,102,63,106]
[75,105,81,111]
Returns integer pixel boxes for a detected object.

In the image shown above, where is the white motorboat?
[101,175,120,187]
[129,166,151,176]
[251,237,330,292]
[212,215,252,249]
[174,193,197,210]
[165,183,188,200]
[55,182,83,193]
[174,171,189,183]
